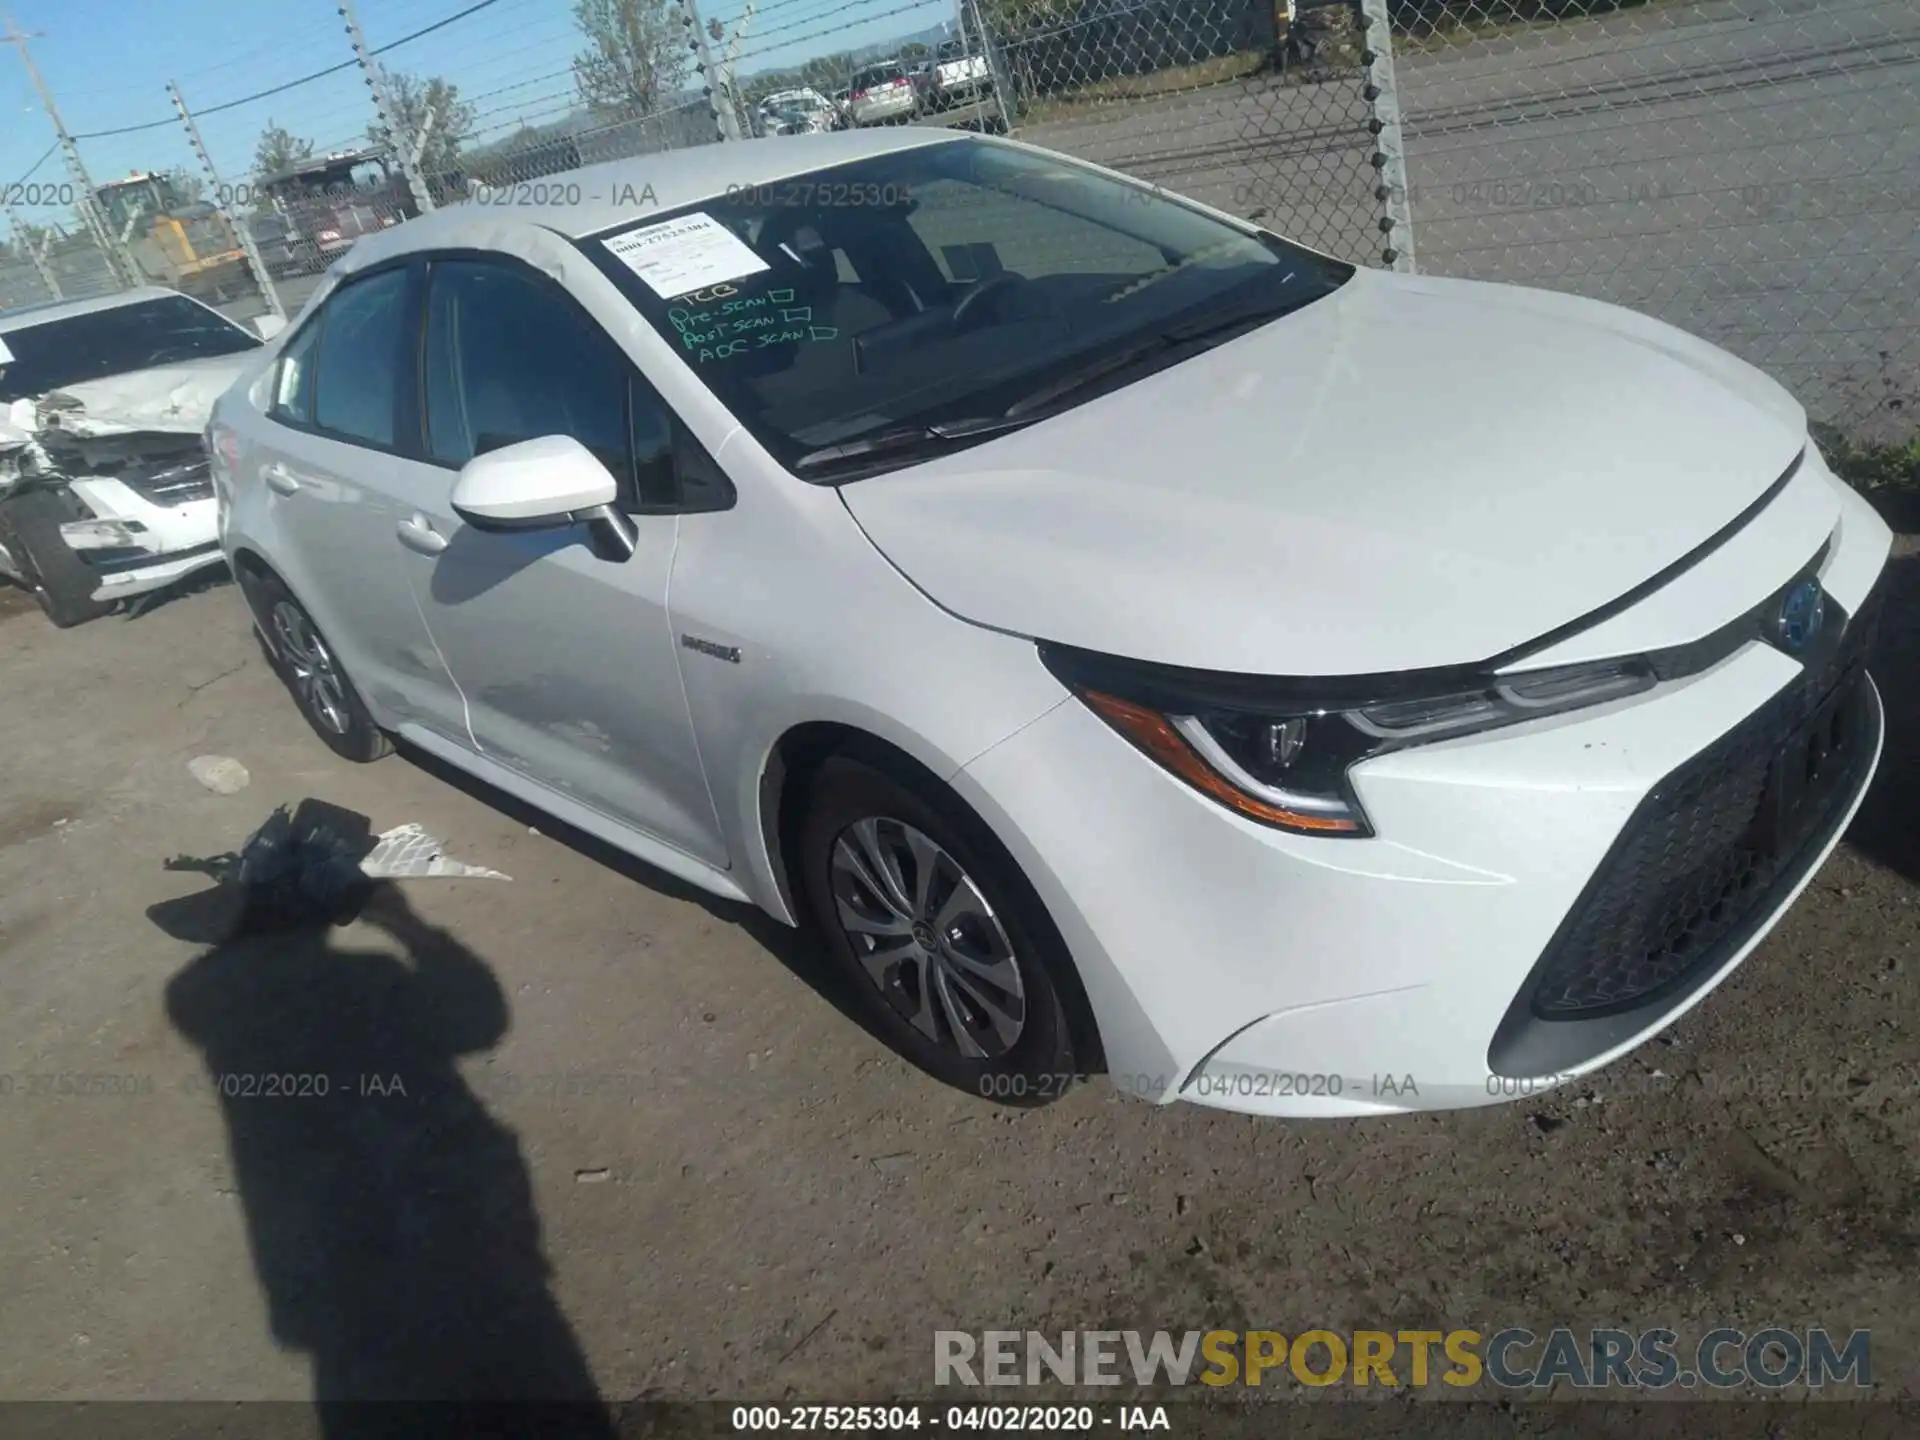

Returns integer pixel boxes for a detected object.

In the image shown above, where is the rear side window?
[309,268,410,448]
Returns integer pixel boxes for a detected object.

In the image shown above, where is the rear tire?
[798,749,1088,1106]
[0,489,116,629]
[246,569,392,763]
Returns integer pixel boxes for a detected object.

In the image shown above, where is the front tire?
[248,570,391,763]
[799,750,1087,1105]
[0,489,116,628]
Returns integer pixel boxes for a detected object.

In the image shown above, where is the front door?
[398,255,727,868]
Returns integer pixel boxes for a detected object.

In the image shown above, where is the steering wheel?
[950,271,1028,333]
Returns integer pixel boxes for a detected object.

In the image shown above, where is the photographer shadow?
[153,863,614,1438]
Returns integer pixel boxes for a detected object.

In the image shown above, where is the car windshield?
[0,295,259,403]
[854,66,902,89]
[579,138,1352,480]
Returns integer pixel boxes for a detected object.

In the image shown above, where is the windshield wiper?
[791,413,1036,474]
[1002,290,1318,420]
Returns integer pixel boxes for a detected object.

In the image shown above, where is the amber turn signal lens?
[1078,690,1363,834]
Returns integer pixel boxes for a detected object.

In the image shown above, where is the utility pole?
[168,80,284,321]
[1,200,61,300]
[680,0,742,142]
[1,11,141,288]
[337,0,436,213]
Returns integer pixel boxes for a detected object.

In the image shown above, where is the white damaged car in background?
[0,288,280,627]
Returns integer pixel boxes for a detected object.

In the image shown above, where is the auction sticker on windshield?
[603,212,770,299]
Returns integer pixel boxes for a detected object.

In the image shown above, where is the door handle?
[263,463,300,496]
[396,514,449,556]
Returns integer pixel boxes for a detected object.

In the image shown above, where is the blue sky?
[2,0,958,235]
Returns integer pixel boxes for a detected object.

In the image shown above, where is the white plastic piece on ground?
[187,755,251,795]
[359,823,512,881]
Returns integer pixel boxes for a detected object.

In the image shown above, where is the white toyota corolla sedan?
[209,130,1890,1117]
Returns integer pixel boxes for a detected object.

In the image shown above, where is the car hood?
[39,351,260,441]
[838,269,1809,676]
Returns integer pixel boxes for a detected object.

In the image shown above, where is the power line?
[69,0,506,137]
[10,140,55,188]
[736,0,943,61]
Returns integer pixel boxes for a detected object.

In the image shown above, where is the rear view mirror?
[450,435,637,562]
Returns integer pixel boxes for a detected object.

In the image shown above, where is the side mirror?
[450,435,638,562]
[253,314,288,342]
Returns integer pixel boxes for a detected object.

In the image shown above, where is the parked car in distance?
[212,131,1890,1117]
[847,61,920,125]
[756,88,840,136]
[931,39,993,107]
[0,288,271,626]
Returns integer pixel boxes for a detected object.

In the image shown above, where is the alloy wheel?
[270,599,350,735]
[829,816,1027,1060]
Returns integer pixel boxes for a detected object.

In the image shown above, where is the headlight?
[60,516,150,551]
[1047,651,1656,837]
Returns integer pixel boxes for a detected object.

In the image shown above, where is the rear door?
[397,254,729,866]
[238,262,464,731]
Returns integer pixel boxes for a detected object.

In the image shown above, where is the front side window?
[580,137,1352,481]
[421,259,638,495]
[0,296,260,403]
[309,267,410,448]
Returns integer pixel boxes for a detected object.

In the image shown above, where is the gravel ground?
[0,497,1914,1408]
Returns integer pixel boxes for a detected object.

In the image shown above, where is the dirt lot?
[0,515,1917,1410]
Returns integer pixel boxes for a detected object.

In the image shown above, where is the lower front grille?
[1488,584,1883,1075]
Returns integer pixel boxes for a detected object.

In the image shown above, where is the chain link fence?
[977,1,1387,265]
[3,0,1913,444]
[1388,0,1920,442]
[0,224,126,311]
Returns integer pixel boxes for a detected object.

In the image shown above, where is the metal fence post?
[1356,0,1415,273]
[168,80,285,322]
[680,0,743,142]
[2,200,61,301]
[965,0,1015,130]
[338,0,437,214]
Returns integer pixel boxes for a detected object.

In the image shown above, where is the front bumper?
[59,479,225,601]
[952,459,1893,1117]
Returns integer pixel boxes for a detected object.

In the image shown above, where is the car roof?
[343,129,969,261]
[0,286,185,334]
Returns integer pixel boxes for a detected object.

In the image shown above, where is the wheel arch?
[755,717,1107,1073]
[227,545,288,653]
